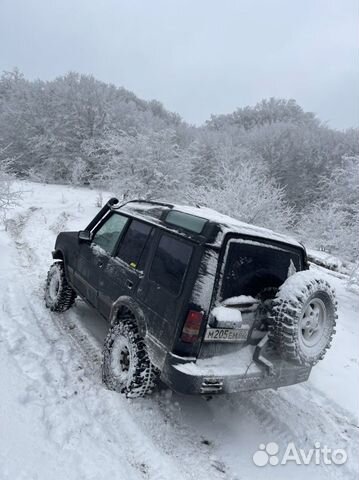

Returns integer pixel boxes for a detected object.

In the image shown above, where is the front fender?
[52,248,65,261]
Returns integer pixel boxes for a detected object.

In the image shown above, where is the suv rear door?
[138,231,194,348]
[97,218,154,319]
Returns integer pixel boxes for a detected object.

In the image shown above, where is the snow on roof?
[120,200,302,249]
[172,204,303,248]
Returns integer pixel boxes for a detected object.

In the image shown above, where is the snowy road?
[0,182,358,480]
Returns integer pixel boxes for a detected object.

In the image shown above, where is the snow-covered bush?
[347,263,359,293]
[85,129,188,200]
[95,191,103,208]
[0,158,22,228]
[297,204,357,258]
[297,156,359,261]
[183,147,293,232]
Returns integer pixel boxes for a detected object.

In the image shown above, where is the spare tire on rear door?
[269,271,337,366]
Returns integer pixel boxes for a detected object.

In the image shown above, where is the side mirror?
[78,230,92,243]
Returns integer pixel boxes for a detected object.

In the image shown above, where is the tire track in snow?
[4,206,234,480]
[5,202,359,480]
[203,379,358,479]
[1,269,185,480]
[3,211,181,479]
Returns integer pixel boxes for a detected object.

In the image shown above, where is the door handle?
[126,279,134,289]
[97,261,104,268]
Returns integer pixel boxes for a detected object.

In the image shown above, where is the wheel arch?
[52,249,65,262]
[109,296,147,338]
[109,297,166,371]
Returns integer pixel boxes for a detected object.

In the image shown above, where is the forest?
[0,69,358,261]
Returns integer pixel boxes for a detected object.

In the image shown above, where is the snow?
[173,204,303,248]
[92,243,107,257]
[190,249,218,312]
[276,269,331,302]
[307,248,350,274]
[222,295,259,306]
[209,296,260,327]
[175,345,259,376]
[211,305,243,327]
[210,296,261,327]
[287,258,297,277]
[0,181,358,480]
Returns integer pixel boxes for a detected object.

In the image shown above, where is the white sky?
[0,0,357,129]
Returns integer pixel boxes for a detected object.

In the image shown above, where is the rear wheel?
[102,317,159,398]
[45,262,76,312]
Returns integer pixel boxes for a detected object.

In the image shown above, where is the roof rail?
[112,198,174,210]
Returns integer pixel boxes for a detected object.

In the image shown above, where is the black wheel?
[269,271,337,366]
[45,262,76,312]
[102,316,159,398]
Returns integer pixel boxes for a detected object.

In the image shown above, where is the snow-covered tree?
[297,204,354,254]
[319,156,359,218]
[183,146,293,232]
[0,157,22,227]
[207,98,318,131]
[296,156,359,260]
[1,68,358,261]
[85,129,189,200]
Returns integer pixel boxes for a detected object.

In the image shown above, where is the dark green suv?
[45,198,337,397]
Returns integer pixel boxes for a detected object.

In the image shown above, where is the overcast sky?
[0,0,357,129]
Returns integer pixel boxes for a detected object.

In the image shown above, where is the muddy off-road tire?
[269,271,337,366]
[102,318,159,398]
[45,262,76,312]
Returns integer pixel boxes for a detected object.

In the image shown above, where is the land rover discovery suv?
[45,198,337,397]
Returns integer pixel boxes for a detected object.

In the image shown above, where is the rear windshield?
[220,240,303,300]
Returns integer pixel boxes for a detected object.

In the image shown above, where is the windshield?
[220,239,303,300]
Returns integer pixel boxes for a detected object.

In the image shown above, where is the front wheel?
[45,262,76,312]
[102,318,159,398]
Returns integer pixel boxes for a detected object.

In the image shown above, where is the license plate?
[204,327,250,342]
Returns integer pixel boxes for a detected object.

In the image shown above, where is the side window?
[150,234,193,295]
[116,220,153,270]
[92,213,128,254]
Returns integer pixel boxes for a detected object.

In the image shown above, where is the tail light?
[181,310,204,343]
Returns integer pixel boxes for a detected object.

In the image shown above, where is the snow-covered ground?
[0,181,358,480]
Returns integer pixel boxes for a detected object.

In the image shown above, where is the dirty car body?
[52,198,313,395]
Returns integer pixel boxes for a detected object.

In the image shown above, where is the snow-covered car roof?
[173,204,302,248]
[118,200,303,249]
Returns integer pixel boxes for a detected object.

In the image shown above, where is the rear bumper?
[161,346,311,395]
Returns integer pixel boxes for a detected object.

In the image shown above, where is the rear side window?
[165,210,207,233]
[116,220,152,270]
[92,213,128,254]
[150,234,193,295]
